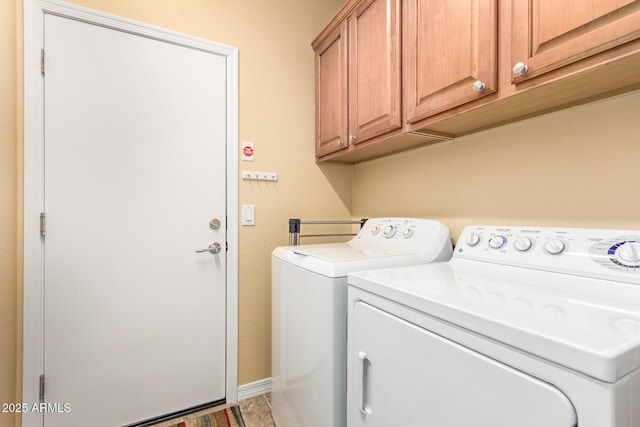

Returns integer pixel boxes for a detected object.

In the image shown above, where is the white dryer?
[271,218,452,427]
[347,226,640,427]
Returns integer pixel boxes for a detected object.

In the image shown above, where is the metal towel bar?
[288,218,368,246]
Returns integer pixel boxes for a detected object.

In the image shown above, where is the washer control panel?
[456,225,640,285]
[352,218,452,260]
[361,218,428,241]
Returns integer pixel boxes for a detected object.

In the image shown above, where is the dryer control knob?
[544,239,566,255]
[402,228,414,239]
[488,235,506,249]
[514,237,533,252]
[384,225,396,238]
[619,242,640,263]
[371,225,380,235]
[466,232,481,246]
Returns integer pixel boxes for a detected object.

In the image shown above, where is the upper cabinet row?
[313,0,640,162]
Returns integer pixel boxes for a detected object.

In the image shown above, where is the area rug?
[167,405,246,427]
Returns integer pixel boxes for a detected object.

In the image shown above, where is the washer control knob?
[488,235,506,249]
[371,225,380,235]
[514,236,533,252]
[384,225,396,238]
[619,242,640,263]
[466,232,481,246]
[544,239,566,255]
[403,228,414,239]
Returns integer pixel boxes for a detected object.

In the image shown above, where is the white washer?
[271,218,453,427]
[347,226,640,427]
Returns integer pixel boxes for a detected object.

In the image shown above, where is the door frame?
[22,0,239,424]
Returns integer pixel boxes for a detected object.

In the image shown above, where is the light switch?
[242,205,255,226]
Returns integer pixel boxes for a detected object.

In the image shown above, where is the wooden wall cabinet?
[409,0,640,138]
[349,0,402,145]
[315,21,348,158]
[404,0,498,125]
[511,0,640,83]
[313,0,403,160]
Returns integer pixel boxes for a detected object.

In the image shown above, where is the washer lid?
[272,243,423,278]
[348,258,640,383]
[292,242,412,261]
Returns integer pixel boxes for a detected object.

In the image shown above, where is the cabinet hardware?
[472,80,486,92]
[512,61,529,76]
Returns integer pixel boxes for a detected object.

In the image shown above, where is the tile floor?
[238,394,276,427]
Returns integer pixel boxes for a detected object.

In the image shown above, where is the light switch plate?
[242,205,255,226]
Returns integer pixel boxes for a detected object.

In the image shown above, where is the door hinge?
[40,48,45,76]
[40,212,46,238]
[39,374,45,403]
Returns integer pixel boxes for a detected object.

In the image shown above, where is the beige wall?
[353,90,640,242]
[5,0,348,422]
[0,1,17,426]
[1,0,18,426]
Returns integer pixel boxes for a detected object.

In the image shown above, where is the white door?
[43,14,227,426]
[349,301,578,427]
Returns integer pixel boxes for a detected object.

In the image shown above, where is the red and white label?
[242,141,255,161]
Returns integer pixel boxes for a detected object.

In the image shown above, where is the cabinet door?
[404,0,497,125]
[348,301,578,427]
[512,0,640,82]
[348,0,402,144]
[315,21,348,157]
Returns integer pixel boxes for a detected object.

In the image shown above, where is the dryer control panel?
[456,226,640,285]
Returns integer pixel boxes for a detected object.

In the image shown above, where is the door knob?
[196,242,222,254]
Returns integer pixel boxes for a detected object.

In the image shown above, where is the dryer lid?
[348,258,640,383]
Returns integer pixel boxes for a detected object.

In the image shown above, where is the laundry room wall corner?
[232,0,352,385]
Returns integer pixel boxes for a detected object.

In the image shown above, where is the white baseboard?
[237,377,272,401]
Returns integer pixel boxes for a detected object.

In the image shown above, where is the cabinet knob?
[349,134,357,143]
[338,139,344,147]
[472,80,486,92]
[512,62,529,76]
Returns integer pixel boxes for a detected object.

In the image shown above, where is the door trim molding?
[22,1,239,424]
